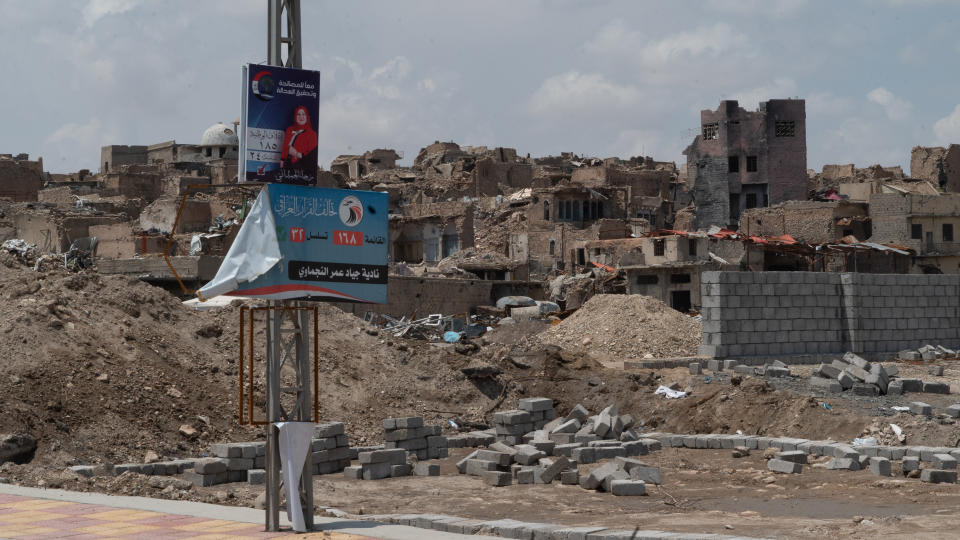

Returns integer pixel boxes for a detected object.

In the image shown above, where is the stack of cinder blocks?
[311,422,353,475]
[344,448,410,480]
[494,397,556,445]
[184,446,258,487]
[383,417,449,460]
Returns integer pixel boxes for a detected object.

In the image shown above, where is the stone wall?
[333,276,543,318]
[699,271,960,360]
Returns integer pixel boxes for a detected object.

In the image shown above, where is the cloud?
[806,91,854,116]
[933,104,960,144]
[729,78,798,110]
[46,118,103,144]
[82,0,139,27]
[867,87,912,121]
[527,71,640,115]
[585,21,748,69]
[705,0,807,18]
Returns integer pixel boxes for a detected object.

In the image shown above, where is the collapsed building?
[683,99,807,229]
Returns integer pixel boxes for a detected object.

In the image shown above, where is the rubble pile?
[899,344,958,362]
[457,398,661,495]
[809,352,950,396]
[536,294,701,360]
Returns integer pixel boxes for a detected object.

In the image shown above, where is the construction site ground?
[1,262,960,538]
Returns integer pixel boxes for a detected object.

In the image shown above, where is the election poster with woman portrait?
[241,63,320,185]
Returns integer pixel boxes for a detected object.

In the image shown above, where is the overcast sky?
[4,0,960,175]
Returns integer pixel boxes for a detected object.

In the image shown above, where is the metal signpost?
[197,2,389,531]
[265,1,308,530]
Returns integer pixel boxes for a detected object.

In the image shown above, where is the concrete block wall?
[699,271,960,359]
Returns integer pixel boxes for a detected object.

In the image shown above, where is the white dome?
[200,122,238,147]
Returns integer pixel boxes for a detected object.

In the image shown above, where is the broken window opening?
[911,224,922,240]
[670,273,692,284]
[636,274,658,285]
[576,248,585,266]
[549,239,555,255]
[745,193,758,209]
[543,201,550,221]
[702,123,719,140]
[728,155,739,173]
[775,121,796,137]
[688,239,697,256]
[746,156,758,172]
[653,239,665,257]
[944,223,954,242]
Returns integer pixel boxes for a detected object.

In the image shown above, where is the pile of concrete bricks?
[579,457,657,496]
[900,344,957,361]
[650,430,959,484]
[493,397,556,445]
[344,448,410,480]
[809,352,949,396]
[459,401,662,493]
[383,417,449,460]
[446,431,496,448]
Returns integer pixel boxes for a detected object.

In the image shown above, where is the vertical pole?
[265,302,282,531]
[297,305,313,530]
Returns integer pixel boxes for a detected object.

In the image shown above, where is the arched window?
[549,239,556,255]
[543,201,550,221]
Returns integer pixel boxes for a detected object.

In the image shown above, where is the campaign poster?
[241,63,320,185]
[228,185,388,303]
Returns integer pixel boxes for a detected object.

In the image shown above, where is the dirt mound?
[535,294,701,360]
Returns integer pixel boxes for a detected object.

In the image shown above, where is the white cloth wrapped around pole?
[276,421,314,532]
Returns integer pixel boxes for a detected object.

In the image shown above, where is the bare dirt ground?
[3,256,960,537]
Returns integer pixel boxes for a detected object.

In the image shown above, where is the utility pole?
[268,0,302,68]
[264,0,312,533]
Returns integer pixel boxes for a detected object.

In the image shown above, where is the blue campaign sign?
[199,185,388,304]
[241,63,320,185]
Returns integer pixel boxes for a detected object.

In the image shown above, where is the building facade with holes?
[683,99,807,230]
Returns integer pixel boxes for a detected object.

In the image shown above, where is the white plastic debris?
[654,385,687,399]
[890,424,903,437]
[891,406,911,412]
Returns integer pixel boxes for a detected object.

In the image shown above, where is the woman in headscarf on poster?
[280,105,318,171]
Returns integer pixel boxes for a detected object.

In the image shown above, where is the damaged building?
[684,99,807,229]
[869,192,960,273]
[0,154,44,202]
[389,201,474,264]
[738,200,871,243]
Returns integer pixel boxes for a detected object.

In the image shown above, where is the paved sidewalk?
[0,484,489,539]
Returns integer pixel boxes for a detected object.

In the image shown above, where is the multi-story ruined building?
[683,99,807,229]
[869,192,960,273]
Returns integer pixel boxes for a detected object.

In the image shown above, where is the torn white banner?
[277,421,315,532]
[197,188,281,300]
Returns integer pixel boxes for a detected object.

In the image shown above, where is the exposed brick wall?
[0,160,42,201]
